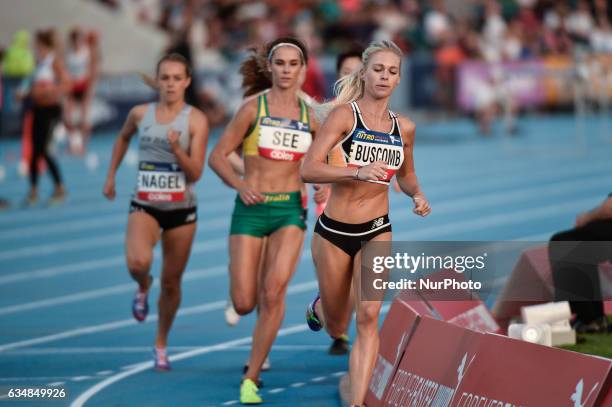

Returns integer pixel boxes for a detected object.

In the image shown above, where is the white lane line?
[290,382,305,388]
[69,324,310,407]
[0,159,608,240]
[331,371,346,377]
[221,401,239,406]
[0,233,123,262]
[310,376,326,382]
[1,165,609,262]
[71,376,92,382]
[0,377,73,381]
[0,186,234,228]
[0,237,227,285]
[48,381,65,386]
[0,280,318,353]
[395,197,600,240]
[1,345,329,356]
[268,388,285,394]
[0,208,231,241]
[0,256,124,285]
[1,151,606,228]
[95,371,113,376]
[0,266,226,316]
[1,173,606,287]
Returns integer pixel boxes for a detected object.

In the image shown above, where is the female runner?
[209,37,318,404]
[301,40,431,406]
[103,53,209,371]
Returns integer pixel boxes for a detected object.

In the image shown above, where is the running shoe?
[153,347,171,371]
[47,190,65,206]
[306,293,323,331]
[329,334,350,355]
[21,194,38,208]
[225,300,241,326]
[132,277,152,322]
[240,378,262,405]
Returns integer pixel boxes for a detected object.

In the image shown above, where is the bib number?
[137,161,186,202]
[258,117,311,161]
[348,129,403,184]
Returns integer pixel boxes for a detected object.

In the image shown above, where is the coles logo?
[147,193,172,201]
[270,150,295,160]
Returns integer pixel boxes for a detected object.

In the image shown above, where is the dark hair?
[240,37,308,97]
[336,45,364,74]
[156,53,192,78]
[69,27,83,45]
[36,29,55,49]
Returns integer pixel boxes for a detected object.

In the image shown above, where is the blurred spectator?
[566,0,595,44]
[2,30,35,79]
[480,0,507,62]
[591,16,612,53]
[0,48,8,209]
[424,0,452,46]
[2,30,35,118]
[435,31,466,110]
[65,27,99,154]
[336,46,362,78]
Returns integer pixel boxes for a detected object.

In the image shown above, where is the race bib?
[348,128,403,184]
[137,161,186,202]
[258,116,311,161]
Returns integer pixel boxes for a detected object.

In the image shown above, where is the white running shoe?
[244,356,271,372]
[262,356,271,371]
[225,300,241,327]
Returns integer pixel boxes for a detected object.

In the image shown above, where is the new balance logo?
[372,217,384,229]
[185,213,196,223]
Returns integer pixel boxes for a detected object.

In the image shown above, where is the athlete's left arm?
[395,116,431,217]
[168,108,209,183]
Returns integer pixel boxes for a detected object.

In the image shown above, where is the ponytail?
[239,45,271,97]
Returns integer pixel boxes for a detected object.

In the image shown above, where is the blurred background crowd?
[1,0,611,136]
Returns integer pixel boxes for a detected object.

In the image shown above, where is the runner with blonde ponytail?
[301,40,431,407]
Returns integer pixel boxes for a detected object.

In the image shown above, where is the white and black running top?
[334,101,404,185]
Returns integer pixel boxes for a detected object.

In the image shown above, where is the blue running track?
[0,114,610,406]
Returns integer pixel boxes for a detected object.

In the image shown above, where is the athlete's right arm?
[103,106,143,200]
[208,99,264,204]
[301,105,387,183]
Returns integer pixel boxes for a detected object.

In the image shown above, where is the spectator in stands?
[590,15,612,53]
[424,0,452,47]
[64,27,98,154]
[566,0,595,44]
[2,30,35,119]
[0,47,10,209]
[480,0,507,62]
[549,194,612,334]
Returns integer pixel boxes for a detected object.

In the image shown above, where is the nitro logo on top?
[258,116,311,162]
